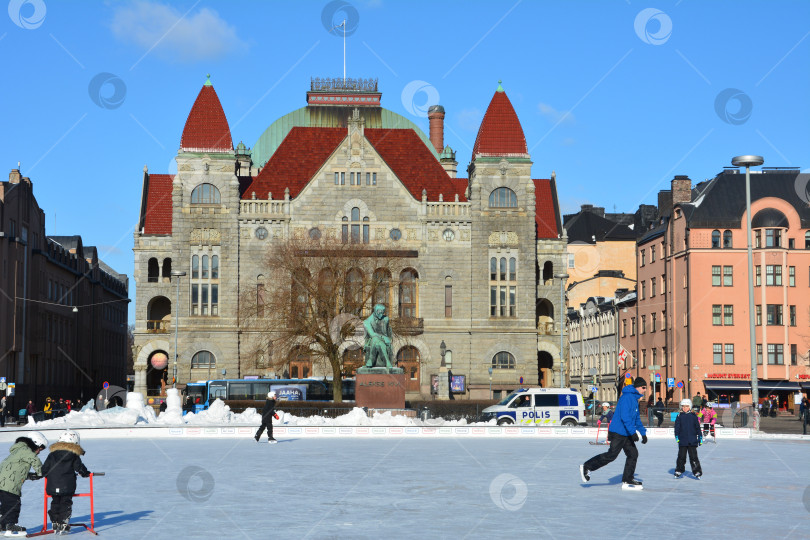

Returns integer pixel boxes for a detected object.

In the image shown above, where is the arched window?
[190,183,221,204]
[372,269,391,312]
[289,347,311,379]
[344,268,364,316]
[711,230,721,248]
[341,207,369,244]
[396,346,421,392]
[543,261,553,283]
[723,230,732,248]
[805,231,810,249]
[492,351,516,369]
[147,258,159,283]
[191,350,216,368]
[399,269,418,318]
[489,187,517,208]
[162,258,172,282]
[490,255,518,317]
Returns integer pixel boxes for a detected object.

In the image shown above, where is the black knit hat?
[633,376,647,388]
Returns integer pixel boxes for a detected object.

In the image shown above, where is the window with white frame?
[191,250,220,316]
[489,252,517,317]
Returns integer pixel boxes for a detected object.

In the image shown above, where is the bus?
[184,378,355,411]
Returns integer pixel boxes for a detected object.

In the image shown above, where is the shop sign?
[705,373,750,379]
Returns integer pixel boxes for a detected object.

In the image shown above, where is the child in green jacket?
[0,432,48,537]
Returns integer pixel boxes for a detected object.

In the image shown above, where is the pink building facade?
[632,170,810,411]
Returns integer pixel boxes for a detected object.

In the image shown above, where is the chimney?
[657,190,673,217]
[428,105,445,154]
[671,175,692,205]
[8,169,21,184]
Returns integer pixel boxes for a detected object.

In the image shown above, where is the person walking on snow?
[254,392,278,443]
[580,377,649,490]
[674,399,703,479]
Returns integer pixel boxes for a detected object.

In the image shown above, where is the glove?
[27,473,42,481]
[273,413,279,420]
[641,435,648,444]
[631,433,640,442]
[675,436,679,443]
[699,437,703,446]
[81,471,91,478]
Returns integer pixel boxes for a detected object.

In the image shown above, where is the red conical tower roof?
[180,76,233,152]
[472,82,528,157]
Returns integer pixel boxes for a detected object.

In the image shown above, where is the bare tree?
[239,236,409,402]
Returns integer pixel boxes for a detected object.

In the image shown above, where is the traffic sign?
[0,377,5,383]
[102,381,109,389]
[667,378,675,388]
[590,386,598,393]
[676,381,684,389]
[0,383,7,391]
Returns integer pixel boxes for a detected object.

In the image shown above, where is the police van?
[480,387,586,426]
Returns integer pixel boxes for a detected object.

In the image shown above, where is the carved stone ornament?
[461,230,470,242]
[488,231,519,246]
[428,230,439,241]
[190,228,221,245]
[407,228,417,241]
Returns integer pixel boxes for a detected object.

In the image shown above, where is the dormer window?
[191,183,221,204]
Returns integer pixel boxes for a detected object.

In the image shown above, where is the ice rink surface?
[13,437,809,539]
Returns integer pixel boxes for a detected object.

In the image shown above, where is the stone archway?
[537,340,560,388]
[135,339,170,395]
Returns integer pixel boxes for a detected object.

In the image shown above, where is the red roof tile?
[244,127,346,199]
[365,128,466,202]
[244,126,466,202]
[180,85,233,152]
[143,174,173,235]
[534,179,560,239]
[472,90,528,157]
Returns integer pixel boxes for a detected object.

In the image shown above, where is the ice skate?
[694,472,702,480]
[268,437,278,444]
[579,464,590,482]
[4,523,26,537]
[621,479,643,491]
[674,471,683,478]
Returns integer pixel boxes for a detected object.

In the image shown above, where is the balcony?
[391,317,424,336]
[147,320,169,333]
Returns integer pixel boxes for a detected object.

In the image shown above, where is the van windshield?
[497,391,519,406]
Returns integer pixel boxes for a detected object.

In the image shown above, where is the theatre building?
[132,76,567,400]
[632,169,810,411]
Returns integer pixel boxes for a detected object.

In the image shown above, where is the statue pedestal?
[437,366,450,400]
[356,373,406,409]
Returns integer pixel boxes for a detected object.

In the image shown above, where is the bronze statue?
[363,304,393,369]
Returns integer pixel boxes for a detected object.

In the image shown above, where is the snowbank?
[26,396,489,429]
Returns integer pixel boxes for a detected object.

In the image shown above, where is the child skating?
[0,432,48,537]
[580,377,648,490]
[674,399,703,479]
[42,430,92,535]
[255,391,278,443]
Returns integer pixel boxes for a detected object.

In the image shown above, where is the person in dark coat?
[674,399,703,478]
[653,397,665,427]
[581,377,649,490]
[41,431,91,534]
[254,392,277,443]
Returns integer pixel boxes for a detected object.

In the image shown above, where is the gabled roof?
[534,179,561,239]
[564,210,635,244]
[142,174,174,235]
[472,86,528,158]
[244,126,466,202]
[180,82,233,153]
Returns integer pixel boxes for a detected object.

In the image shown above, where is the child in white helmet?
[42,431,91,535]
[254,391,279,443]
[674,399,703,479]
[0,431,47,537]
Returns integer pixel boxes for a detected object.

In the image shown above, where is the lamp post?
[554,273,569,388]
[732,154,764,431]
[488,367,493,399]
[170,270,187,388]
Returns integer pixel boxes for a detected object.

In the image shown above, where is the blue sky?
[2,0,809,323]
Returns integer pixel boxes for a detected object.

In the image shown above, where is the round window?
[390,228,402,241]
[309,228,322,240]
[255,227,268,240]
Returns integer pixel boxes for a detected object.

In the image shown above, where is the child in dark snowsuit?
[254,392,278,443]
[674,399,703,478]
[42,430,91,535]
[0,432,47,537]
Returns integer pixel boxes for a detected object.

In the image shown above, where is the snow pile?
[182,399,261,425]
[154,389,184,425]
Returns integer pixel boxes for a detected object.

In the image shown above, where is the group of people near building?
[581,376,710,491]
[0,430,94,536]
[26,398,76,422]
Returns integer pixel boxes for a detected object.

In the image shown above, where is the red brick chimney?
[671,175,692,205]
[428,105,445,154]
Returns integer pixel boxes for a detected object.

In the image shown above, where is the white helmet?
[58,430,80,445]
[28,431,48,450]
[601,402,611,408]
[679,399,692,409]
[267,391,276,399]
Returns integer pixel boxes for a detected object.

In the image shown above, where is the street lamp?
[488,367,493,399]
[554,273,569,388]
[732,154,764,431]
[439,340,447,367]
[170,270,187,388]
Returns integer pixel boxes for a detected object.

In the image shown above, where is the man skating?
[580,377,648,490]
[254,392,278,443]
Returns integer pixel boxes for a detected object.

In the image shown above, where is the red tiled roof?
[472,90,528,157]
[143,174,173,235]
[534,179,560,239]
[365,128,466,202]
[244,127,347,199]
[244,126,466,202]
[180,85,233,152]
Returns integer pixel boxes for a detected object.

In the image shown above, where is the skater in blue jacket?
[580,377,648,490]
[673,399,703,478]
